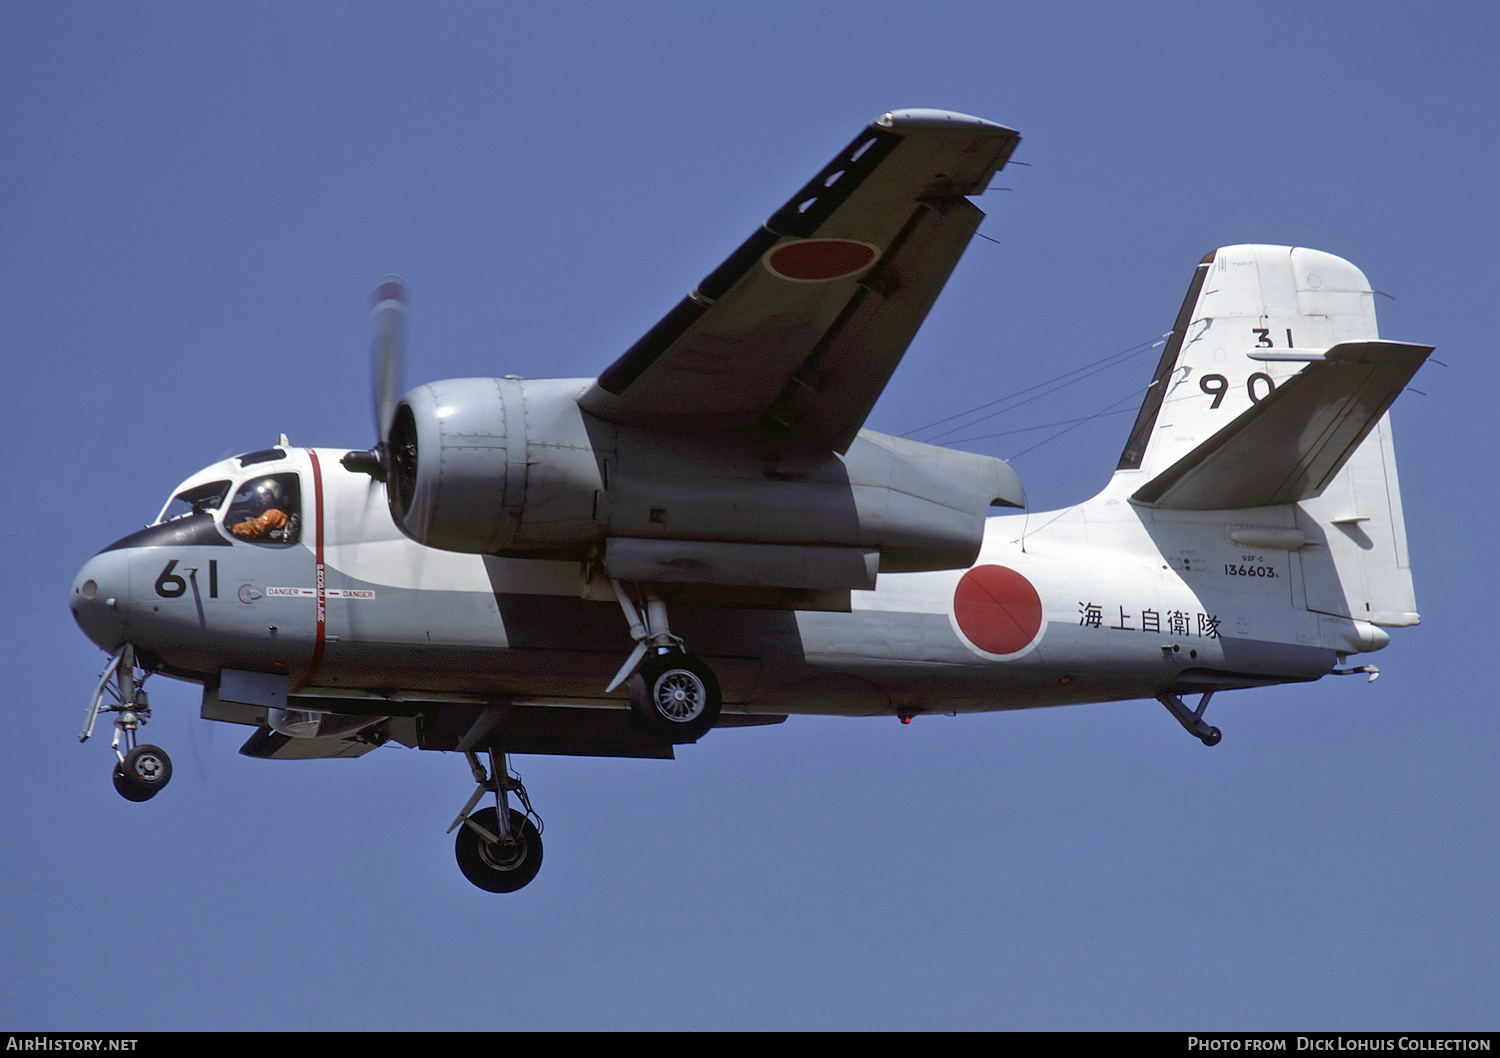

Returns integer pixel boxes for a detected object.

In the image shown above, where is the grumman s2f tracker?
[70,110,1430,892]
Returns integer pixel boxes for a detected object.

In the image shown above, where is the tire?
[628,652,721,744]
[454,807,543,893]
[112,764,154,802]
[113,744,172,801]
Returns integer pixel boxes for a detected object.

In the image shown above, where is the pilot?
[228,478,292,541]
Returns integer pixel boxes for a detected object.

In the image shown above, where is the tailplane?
[1116,245,1428,627]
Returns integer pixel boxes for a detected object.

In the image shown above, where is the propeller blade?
[371,275,407,443]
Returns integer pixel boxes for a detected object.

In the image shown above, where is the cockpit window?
[159,480,232,524]
[224,473,301,544]
[237,447,287,467]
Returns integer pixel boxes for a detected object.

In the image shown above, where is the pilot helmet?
[246,478,285,513]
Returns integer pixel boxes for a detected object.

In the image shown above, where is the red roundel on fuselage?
[765,239,879,282]
[953,565,1043,656]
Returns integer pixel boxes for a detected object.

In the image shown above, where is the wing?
[578,109,1021,452]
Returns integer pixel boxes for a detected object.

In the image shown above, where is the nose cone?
[70,550,130,651]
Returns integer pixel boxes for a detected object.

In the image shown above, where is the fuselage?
[70,443,1381,724]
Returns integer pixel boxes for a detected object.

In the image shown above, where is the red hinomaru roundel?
[763,239,880,282]
[952,564,1044,656]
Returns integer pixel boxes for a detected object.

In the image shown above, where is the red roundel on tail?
[953,565,1043,656]
[764,239,879,282]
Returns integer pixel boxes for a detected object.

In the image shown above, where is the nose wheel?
[82,645,174,802]
[113,744,173,802]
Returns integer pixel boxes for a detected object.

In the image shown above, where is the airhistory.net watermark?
[6,1040,138,1052]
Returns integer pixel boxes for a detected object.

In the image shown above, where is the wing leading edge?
[578,109,1021,452]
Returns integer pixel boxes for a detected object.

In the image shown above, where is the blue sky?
[4,1,1495,1031]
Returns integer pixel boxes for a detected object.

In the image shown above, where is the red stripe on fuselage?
[293,449,327,691]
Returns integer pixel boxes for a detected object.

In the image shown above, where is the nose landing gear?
[82,644,174,802]
[113,744,173,802]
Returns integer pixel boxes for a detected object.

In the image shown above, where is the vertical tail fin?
[1119,245,1400,478]
[1117,245,1428,627]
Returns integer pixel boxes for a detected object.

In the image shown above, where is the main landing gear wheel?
[629,651,722,744]
[607,582,723,745]
[450,749,545,893]
[454,806,543,893]
[112,743,172,802]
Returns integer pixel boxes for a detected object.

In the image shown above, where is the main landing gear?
[606,581,722,744]
[449,748,544,893]
[1157,689,1223,746]
[82,644,175,802]
[446,581,723,894]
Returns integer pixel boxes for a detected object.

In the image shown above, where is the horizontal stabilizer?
[1132,341,1431,510]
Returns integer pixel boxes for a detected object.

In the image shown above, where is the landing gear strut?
[607,581,722,744]
[449,748,544,893]
[82,644,174,801]
[1156,689,1222,746]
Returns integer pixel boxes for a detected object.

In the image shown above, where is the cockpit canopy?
[158,480,231,523]
[223,474,301,543]
[155,457,302,546]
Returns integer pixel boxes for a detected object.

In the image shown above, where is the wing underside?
[578,110,1020,452]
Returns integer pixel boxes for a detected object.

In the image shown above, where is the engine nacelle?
[386,375,1024,580]
[387,377,604,555]
[605,428,1023,574]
